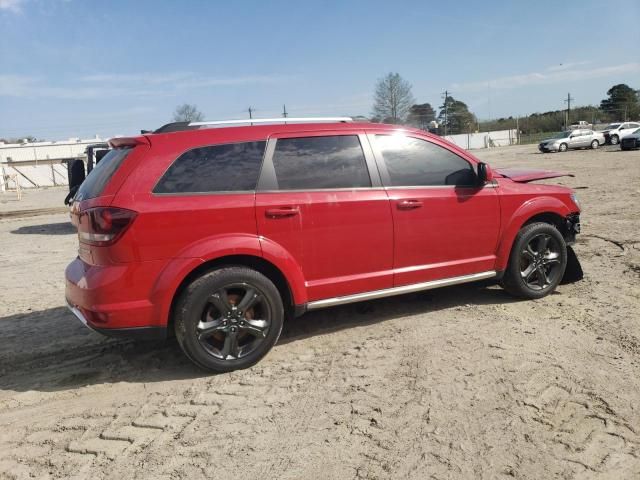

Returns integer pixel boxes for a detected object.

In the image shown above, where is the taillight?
[77,207,137,246]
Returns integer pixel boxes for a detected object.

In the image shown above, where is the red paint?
[65,122,581,333]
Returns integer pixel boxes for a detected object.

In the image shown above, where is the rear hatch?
[70,136,150,264]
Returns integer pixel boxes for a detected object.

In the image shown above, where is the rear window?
[75,147,131,200]
[154,141,266,194]
[271,135,371,190]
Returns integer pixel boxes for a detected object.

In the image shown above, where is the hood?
[494,168,574,183]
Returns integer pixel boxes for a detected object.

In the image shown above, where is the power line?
[564,93,575,128]
[441,90,450,136]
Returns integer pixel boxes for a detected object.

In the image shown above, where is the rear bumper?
[65,256,168,334]
[66,300,166,340]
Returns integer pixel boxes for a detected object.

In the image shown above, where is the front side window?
[271,135,370,190]
[375,135,476,187]
[154,141,266,194]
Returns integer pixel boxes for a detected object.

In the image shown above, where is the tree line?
[370,73,640,135]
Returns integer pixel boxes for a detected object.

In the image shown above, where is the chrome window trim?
[306,270,497,310]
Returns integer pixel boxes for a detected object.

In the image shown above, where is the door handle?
[397,199,423,210]
[265,207,299,218]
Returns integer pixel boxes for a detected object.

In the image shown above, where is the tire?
[610,134,619,145]
[501,222,567,299]
[174,267,284,372]
[558,143,568,152]
[591,139,599,149]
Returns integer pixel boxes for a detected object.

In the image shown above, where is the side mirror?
[477,162,493,184]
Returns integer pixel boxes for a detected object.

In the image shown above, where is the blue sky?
[1,0,639,139]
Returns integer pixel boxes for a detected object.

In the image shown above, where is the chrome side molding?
[306,270,496,310]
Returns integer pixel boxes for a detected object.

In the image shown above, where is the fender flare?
[148,234,307,326]
[495,197,571,271]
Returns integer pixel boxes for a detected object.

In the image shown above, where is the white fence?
[444,129,518,150]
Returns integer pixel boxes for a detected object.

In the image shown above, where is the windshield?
[75,147,132,201]
[551,131,571,139]
[606,123,621,130]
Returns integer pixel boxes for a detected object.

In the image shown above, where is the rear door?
[369,132,500,286]
[255,131,394,301]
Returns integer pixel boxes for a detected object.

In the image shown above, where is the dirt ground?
[0,144,639,479]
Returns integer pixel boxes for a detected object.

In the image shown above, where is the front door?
[369,133,501,287]
[255,132,394,302]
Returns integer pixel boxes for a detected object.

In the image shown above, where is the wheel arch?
[166,254,298,335]
[495,199,572,271]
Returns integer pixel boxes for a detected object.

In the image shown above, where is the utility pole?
[564,93,574,128]
[282,104,288,118]
[247,107,254,119]
[441,90,450,136]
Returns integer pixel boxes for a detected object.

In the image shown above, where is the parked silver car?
[538,129,605,153]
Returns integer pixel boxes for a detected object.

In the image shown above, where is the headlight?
[570,193,580,208]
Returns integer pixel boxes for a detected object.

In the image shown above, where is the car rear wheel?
[591,139,599,149]
[501,222,567,299]
[558,143,568,152]
[610,134,619,145]
[174,267,284,372]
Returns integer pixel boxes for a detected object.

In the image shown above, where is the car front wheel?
[174,267,284,372]
[558,143,568,152]
[591,139,599,149]
[501,222,567,299]
[610,134,619,145]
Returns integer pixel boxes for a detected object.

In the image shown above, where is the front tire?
[174,267,284,372]
[558,143,568,152]
[591,139,599,149]
[610,134,619,145]
[501,223,567,299]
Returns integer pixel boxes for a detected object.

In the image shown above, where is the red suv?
[65,118,581,372]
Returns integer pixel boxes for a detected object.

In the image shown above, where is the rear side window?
[375,135,476,187]
[154,141,266,194]
[76,147,131,200]
[272,135,370,190]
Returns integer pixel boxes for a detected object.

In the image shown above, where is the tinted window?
[375,135,476,187]
[154,141,266,193]
[272,136,370,190]
[76,147,131,200]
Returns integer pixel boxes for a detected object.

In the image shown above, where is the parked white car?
[570,120,593,129]
[602,122,640,145]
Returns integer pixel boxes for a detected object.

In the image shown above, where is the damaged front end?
[562,213,583,284]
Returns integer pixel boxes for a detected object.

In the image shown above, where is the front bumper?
[564,213,581,245]
[539,143,558,152]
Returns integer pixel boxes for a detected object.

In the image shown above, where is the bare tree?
[172,103,205,122]
[372,73,415,123]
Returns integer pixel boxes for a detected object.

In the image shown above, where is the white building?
[0,136,105,190]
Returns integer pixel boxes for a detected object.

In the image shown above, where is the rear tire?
[174,267,284,372]
[501,223,567,299]
[591,139,599,149]
[559,143,568,152]
[610,134,619,145]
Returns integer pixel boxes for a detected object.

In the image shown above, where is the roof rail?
[189,117,353,127]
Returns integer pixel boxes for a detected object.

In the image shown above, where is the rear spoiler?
[108,136,151,148]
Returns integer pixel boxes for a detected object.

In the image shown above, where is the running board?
[306,271,497,310]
